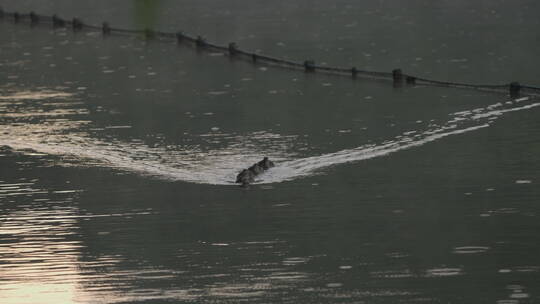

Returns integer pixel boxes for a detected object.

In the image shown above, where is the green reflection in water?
[133,0,161,30]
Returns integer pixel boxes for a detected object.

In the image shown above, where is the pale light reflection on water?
[0,179,314,303]
[0,182,85,304]
[0,180,163,303]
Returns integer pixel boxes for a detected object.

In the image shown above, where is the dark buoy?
[176,31,184,43]
[304,60,316,72]
[144,28,155,39]
[13,12,20,23]
[72,18,83,31]
[195,35,206,48]
[351,67,358,78]
[52,14,66,27]
[392,69,403,81]
[29,11,39,25]
[510,82,521,98]
[228,42,238,55]
[406,76,416,85]
[102,22,111,35]
[251,53,258,62]
[392,68,403,87]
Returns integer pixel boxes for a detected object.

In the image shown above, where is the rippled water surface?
[1,0,540,303]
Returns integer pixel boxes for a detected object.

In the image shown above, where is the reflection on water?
[0,182,312,303]
[0,180,162,303]
[0,181,86,304]
[133,0,161,30]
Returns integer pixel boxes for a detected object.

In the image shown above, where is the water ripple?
[452,246,490,254]
[424,267,463,277]
[2,88,540,186]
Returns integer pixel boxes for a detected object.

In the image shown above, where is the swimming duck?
[235,157,275,186]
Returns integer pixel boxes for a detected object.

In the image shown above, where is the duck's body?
[248,163,264,175]
[258,157,275,170]
[236,169,255,186]
[235,157,275,186]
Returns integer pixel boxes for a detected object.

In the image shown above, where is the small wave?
[452,246,490,254]
[424,267,463,277]
[370,269,415,279]
[0,90,74,101]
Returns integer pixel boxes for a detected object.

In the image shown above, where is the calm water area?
[1,0,540,303]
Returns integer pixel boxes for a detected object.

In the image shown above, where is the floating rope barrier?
[2,9,539,98]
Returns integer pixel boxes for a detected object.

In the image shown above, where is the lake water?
[1,1,540,303]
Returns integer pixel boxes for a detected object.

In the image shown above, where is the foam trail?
[259,98,540,184]
[0,133,292,185]
[1,90,539,185]
[261,124,489,183]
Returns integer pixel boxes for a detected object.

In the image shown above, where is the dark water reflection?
[1,1,540,303]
